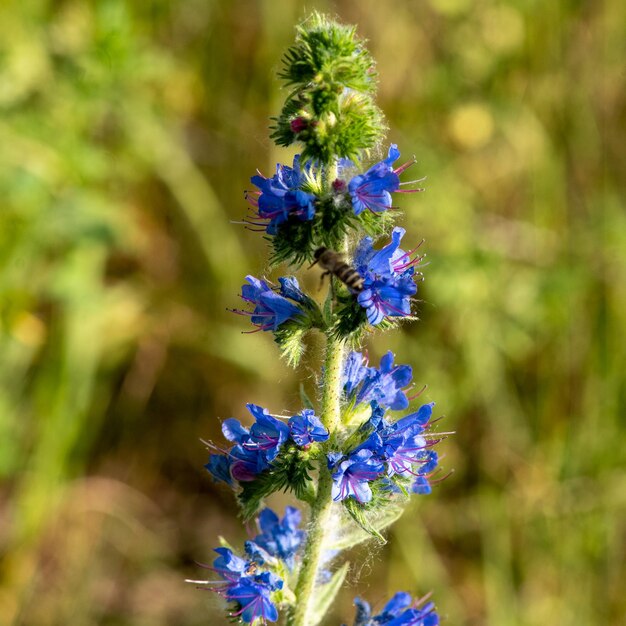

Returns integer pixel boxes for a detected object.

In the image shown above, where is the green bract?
[270,12,386,165]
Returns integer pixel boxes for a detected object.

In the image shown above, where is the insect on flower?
[310,247,364,293]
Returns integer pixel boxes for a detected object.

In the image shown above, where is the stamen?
[394,157,417,175]
[408,384,428,401]
[413,590,434,608]
[185,579,221,585]
[399,176,427,186]
[429,469,454,484]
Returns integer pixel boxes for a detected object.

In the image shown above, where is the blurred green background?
[1,1,625,624]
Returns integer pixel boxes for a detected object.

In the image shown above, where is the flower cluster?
[352,592,439,626]
[330,402,439,503]
[343,350,413,411]
[205,403,328,485]
[191,507,304,624]
[354,227,423,326]
[246,145,422,237]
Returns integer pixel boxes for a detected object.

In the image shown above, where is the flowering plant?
[192,13,448,625]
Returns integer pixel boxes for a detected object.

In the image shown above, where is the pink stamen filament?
[394,158,417,175]
[429,469,454,484]
[407,384,428,401]
[393,254,425,272]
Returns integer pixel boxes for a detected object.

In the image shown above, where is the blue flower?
[327,450,344,469]
[212,404,290,482]
[234,275,303,332]
[348,144,401,215]
[390,403,434,438]
[213,547,247,580]
[199,526,288,624]
[411,475,432,495]
[353,597,373,626]
[375,403,438,478]
[348,144,423,216]
[229,443,269,482]
[277,276,308,304]
[251,506,305,570]
[383,432,430,477]
[204,454,233,486]
[354,228,423,326]
[339,402,440,497]
[343,351,413,410]
[244,404,291,462]
[247,155,316,234]
[343,351,370,395]
[288,409,329,447]
[244,540,274,566]
[352,592,439,626]
[226,571,283,623]
[331,449,385,503]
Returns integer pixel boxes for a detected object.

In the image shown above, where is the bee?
[244,562,259,576]
[311,247,364,293]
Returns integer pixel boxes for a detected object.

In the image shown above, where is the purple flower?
[331,449,385,503]
[251,506,305,570]
[348,144,423,216]
[288,409,329,447]
[354,228,423,326]
[247,155,316,234]
[343,351,413,410]
[234,275,303,332]
[352,592,439,626]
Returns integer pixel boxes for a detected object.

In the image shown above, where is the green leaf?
[329,505,405,550]
[308,562,350,626]
[273,298,323,367]
[342,495,411,544]
[275,324,308,367]
[299,383,316,410]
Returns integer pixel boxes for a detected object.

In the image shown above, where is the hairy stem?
[288,157,345,626]
[289,335,345,626]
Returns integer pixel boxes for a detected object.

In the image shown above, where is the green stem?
[289,335,345,626]
[288,157,345,626]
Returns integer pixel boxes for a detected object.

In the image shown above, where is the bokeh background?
[1,1,625,624]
